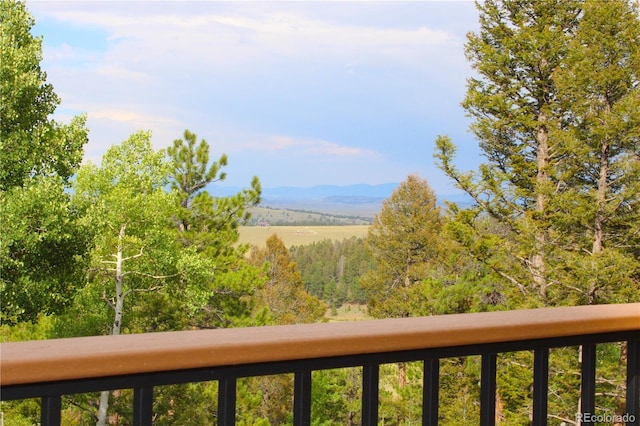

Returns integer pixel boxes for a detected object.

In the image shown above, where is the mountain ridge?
[207,182,472,217]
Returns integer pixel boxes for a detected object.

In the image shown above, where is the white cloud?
[27,1,480,188]
[33,3,462,77]
[87,107,176,126]
[94,65,150,82]
[249,136,381,159]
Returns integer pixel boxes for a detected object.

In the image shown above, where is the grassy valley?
[240,206,372,248]
[239,224,369,248]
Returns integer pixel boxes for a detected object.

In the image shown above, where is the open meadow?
[324,303,370,322]
[238,225,370,248]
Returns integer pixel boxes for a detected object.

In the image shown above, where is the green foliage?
[360,175,444,318]
[169,129,228,209]
[167,129,263,329]
[311,368,361,426]
[290,237,373,306]
[0,313,52,342]
[63,131,178,336]
[0,398,41,426]
[0,0,87,190]
[436,0,585,302]
[548,0,640,304]
[377,362,424,425]
[1,177,91,323]
[434,0,640,422]
[249,234,326,325]
[1,0,89,324]
[435,0,640,306]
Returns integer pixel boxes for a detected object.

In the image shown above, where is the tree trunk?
[533,118,550,300]
[592,140,609,255]
[398,362,406,388]
[96,225,127,426]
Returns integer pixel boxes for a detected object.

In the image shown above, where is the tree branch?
[495,269,528,295]
[121,271,180,280]
[122,285,164,299]
[121,247,145,262]
[101,290,115,311]
[548,414,577,425]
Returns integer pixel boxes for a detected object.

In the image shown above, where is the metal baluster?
[41,395,61,426]
[423,358,439,426]
[480,354,497,426]
[217,378,236,426]
[532,348,549,426]
[362,364,380,425]
[133,387,153,426]
[580,344,596,425]
[626,340,639,426]
[293,370,312,426]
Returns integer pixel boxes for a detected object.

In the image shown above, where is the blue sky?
[28,1,482,195]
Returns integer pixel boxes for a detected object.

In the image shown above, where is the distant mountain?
[258,183,399,201]
[207,183,397,199]
[207,183,397,217]
[206,183,472,217]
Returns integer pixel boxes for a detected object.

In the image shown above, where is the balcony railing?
[1,303,639,426]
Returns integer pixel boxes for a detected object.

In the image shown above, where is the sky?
[28,1,482,195]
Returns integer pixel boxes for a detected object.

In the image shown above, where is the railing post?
[362,364,379,425]
[41,395,61,426]
[293,370,312,426]
[133,387,153,426]
[580,344,596,425]
[532,348,549,426]
[480,353,497,426]
[626,340,639,426]
[217,378,236,426]
[423,358,439,426]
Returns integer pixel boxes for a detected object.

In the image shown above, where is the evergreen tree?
[290,237,373,305]
[434,0,640,307]
[550,0,640,304]
[249,234,326,325]
[434,0,639,421]
[435,0,582,304]
[360,175,443,319]
[245,234,325,425]
[167,129,263,329]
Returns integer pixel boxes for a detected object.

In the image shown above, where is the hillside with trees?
[1,0,638,424]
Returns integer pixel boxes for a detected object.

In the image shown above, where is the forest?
[1,0,639,424]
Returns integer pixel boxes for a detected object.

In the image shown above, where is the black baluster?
[293,370,312,426]
[626,340,639,426]
[362,364,380,425]
[133,387,153,426]
[41,395,61,426]
[580,344,596,425]
[532,348,549,426]
[480,354,497,426]
[423,358,439,426]
[218,378,236,426]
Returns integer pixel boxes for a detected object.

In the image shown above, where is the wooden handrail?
[2,303,639,386]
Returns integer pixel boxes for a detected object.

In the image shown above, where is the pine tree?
[249,234,326,325]
[167,129,263,329]
[434,0,640,421]
[550,0,640,304]
[437,0,577,305]
[360,175,442,319]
